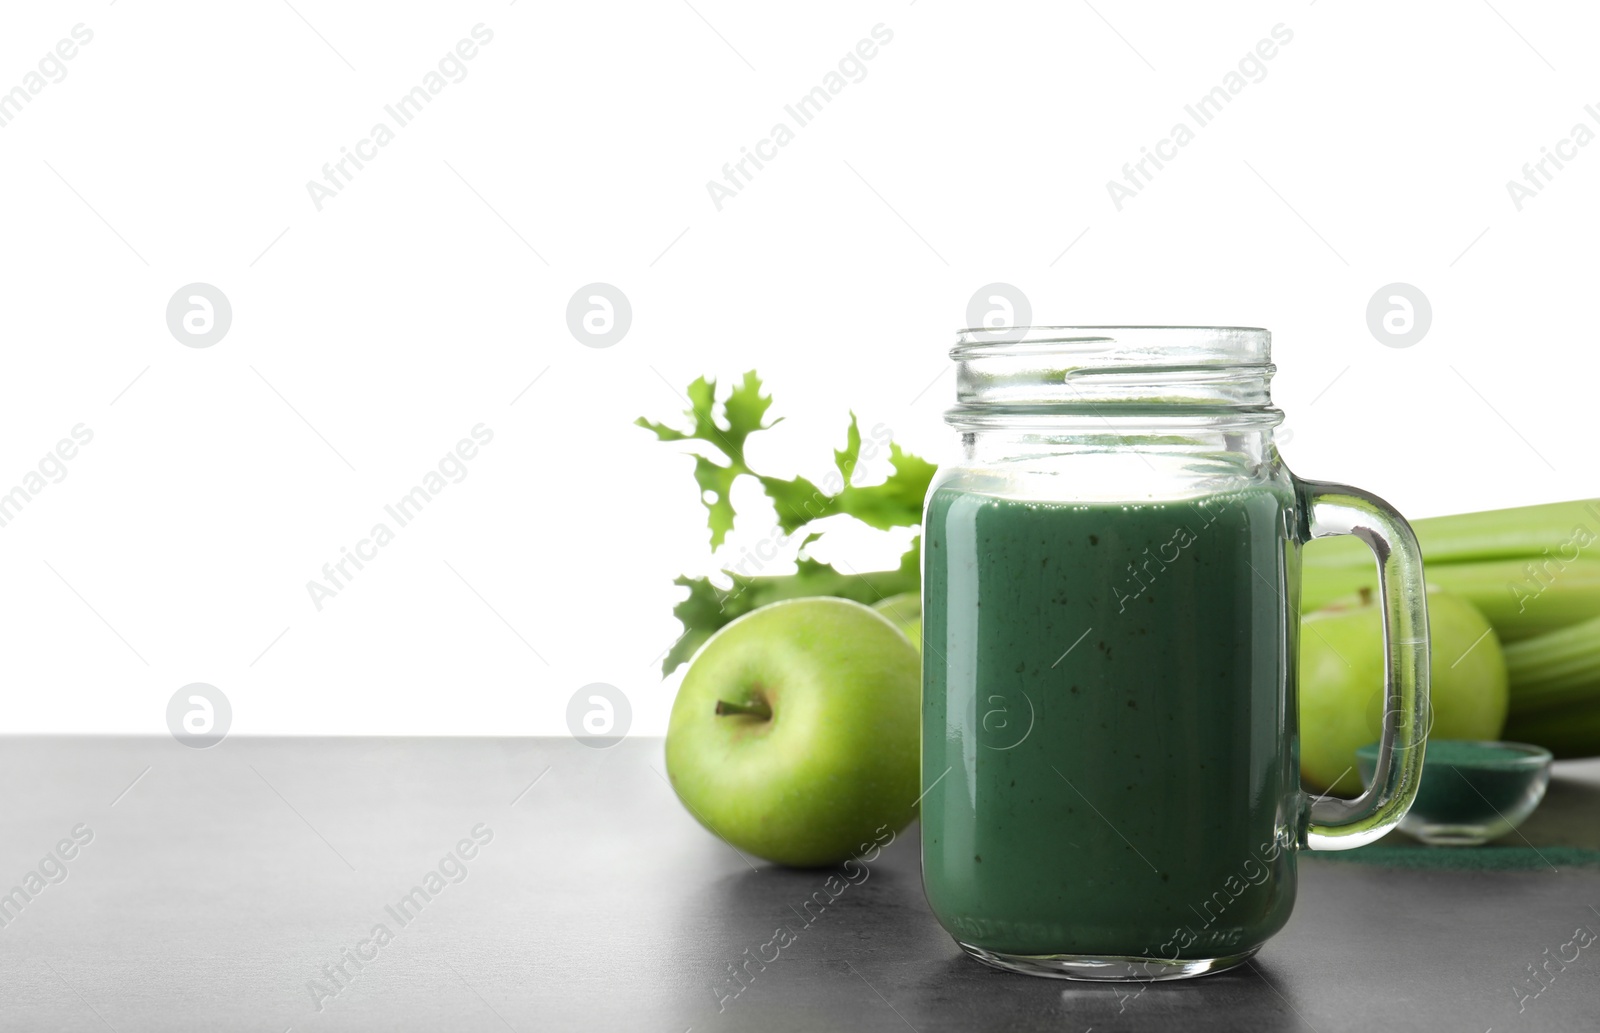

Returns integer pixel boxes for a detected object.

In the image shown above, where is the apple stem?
[1359,586,1373,607]
[715,698,772,721]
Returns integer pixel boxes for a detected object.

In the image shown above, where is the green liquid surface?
[921,485,1300,959]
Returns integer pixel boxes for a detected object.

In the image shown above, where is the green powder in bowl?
[1357,740,1553,846]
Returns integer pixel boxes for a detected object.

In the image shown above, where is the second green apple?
[1299,587,1509,795]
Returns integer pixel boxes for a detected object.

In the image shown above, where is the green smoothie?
[922,484,1301,961]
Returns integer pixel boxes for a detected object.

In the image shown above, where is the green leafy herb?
[636,372,780,550]
[659,541,922,676]
[641,371,934,674]
[758,419,936,535]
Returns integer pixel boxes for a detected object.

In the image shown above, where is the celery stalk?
[1431,559,1600,639]
[1295,497,1600,757]
[1301,557,1600,642]
[1504,697,1600,759]
[1304,497,1600,569]
[1504,613,1600,714]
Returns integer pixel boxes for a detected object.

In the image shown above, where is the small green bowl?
[1356,739,1553,846]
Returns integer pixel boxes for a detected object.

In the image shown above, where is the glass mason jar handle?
[1295,479,1430,850]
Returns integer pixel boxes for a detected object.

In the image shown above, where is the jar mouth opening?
[952,326,1271,364]
[947,326,1277,423]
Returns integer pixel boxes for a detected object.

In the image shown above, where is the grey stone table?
[2,737,1597,1032]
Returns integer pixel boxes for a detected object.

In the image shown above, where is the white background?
[0,0,1594,738]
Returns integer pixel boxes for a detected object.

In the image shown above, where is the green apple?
[665,597,921,867]
[872,591,922,653]
[1299,587,1509,795]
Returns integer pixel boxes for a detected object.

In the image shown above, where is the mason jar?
[919,326,1428,980]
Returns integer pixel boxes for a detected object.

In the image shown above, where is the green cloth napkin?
[1311,763,1600,871]
[1315,845,1600,871]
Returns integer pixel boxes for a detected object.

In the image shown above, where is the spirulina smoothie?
[921,484,1301,960]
